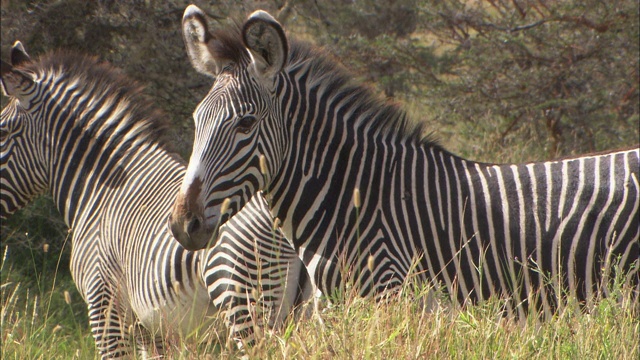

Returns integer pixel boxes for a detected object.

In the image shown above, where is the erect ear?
[1,59,35,99]
[182,4,232,77]
[242,10,288,80]
[11,41,31,67]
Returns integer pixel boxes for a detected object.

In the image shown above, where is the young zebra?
[169,6,639,317]
[0,42,311,358]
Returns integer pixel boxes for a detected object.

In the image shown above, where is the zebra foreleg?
[223,294,259,350]
[86,289,133,359]
[131,322,165,359]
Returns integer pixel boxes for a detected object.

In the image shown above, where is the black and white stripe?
[171,7,639,318]
[1,43,310,358]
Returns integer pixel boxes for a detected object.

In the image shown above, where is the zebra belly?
[132,284,214,338]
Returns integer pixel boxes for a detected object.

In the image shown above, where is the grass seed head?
[220,198,231,214]
[367,255,375,272]
[260,154,268,175]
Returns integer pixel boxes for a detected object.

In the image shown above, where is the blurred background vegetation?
[1,0,638,328]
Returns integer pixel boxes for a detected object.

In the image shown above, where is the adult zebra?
[169,6,639,317]
[0,42,311,358]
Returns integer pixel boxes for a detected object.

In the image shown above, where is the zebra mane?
[211,26,439,147]
[21,50,175,155]
[287,41,438,145]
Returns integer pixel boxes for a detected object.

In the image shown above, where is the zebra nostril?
[187,217,201,235]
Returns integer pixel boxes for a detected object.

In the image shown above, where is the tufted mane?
[287,40,437,145]
[17,50,175,155]
[208,24,250,65]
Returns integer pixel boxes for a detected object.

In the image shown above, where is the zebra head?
[170,6,288,250]
[1,42,48,219]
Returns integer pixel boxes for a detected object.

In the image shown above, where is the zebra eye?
[236,115,257,134]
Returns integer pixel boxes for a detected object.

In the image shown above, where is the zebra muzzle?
[169,203,210,251]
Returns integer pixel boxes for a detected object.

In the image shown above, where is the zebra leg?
[218,279,266,350]
[201,193,315,349]
[87,285,165,359]
[270,257,315,328]
[86,287,133,359]
[215,258,314,349]
[131,322,165,359]
[312,289,326,329]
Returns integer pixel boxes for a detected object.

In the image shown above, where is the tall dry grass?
[3,239,637,360]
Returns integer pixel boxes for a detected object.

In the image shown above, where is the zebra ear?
[182,5,231,77]
[1,59,35,99]
[11,41,31,67]
[242,10,288,80]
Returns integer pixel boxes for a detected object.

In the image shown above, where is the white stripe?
[494,165,523,317]
[474,163,509,306]
[568,158,599,299]
[526,163,551,317]
[464,163,496,299]
[553,158,586,298]
[550,161,566,294]
[512,165,532,302]
[544,162,553,232]
[453,158,482,301]
[604,153,635,249]
[585,155,615,301]
[440,152,469,299]
[432,148,446,231]
[424,149,453,292]
[415,148,437,285]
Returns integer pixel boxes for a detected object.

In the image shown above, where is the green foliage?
[293,0,639,161]
[1,247,95,360]
[1,197,69,284]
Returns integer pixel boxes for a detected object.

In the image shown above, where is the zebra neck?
[267,117,493,247]
[49,137,179,229]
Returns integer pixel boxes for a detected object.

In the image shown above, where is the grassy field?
[2,240,638,359]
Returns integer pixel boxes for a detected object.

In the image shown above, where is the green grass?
[2,241,638,359]
[1,246,96,359]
